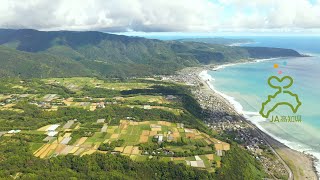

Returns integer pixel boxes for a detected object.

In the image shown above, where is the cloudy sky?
[1,0,320,33]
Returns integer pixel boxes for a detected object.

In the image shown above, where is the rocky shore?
[164,66,318,180]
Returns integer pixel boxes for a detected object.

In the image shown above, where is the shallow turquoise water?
[209,57,320,125]
[207,56,320,173]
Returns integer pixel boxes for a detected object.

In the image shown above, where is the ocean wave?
[199,69,320,177]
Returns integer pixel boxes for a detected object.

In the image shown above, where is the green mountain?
[178,37,254,45]
[0,46,92,78]
[0,29,304,78]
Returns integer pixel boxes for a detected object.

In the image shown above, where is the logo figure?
[259,76,302,118]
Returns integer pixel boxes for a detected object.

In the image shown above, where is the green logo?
[259,76,302,118]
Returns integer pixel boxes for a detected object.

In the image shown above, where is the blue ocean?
[125,33,320,175]
[206,37,320,175]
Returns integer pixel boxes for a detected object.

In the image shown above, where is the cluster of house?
[209,120,266,156]
[141,147,175,156]
[167,72,268,158]
[26,94,65,109]
[153,132,175,144]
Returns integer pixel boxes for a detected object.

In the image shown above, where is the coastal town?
[164,67,318,180]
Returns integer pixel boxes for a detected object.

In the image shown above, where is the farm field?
[33,120,229,171]
[43,77,154,91]
[0,77,180,113]
[0,77,229,172]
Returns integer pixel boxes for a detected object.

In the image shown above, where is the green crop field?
[0,77,229,172]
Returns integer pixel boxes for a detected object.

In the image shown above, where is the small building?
[47,131,58,137]
[166,95,176,100]
[47,124,60,132]
[143,105,151,110]
[195,156,201,161]
[8,130,21,134]
[39,102,52,109]
[188,160,206,168]
[153,134,164,143]
[184,128,193,133]
[96,119,105,123]
[97,102,105,108]
[158,135,163,143]
[177,123,184,128]
[80,102,90,106]
[111,151,120,155]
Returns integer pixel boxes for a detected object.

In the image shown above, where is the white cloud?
[0,0,320,32]
[220,0,320,30]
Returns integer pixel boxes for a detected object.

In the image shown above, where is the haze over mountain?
[0,29,303,78]
[177,38,254,46]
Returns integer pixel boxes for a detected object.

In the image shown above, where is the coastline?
[198,61,319,180]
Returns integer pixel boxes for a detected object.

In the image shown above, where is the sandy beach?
[168,64,318,180]
[197,66,319,180]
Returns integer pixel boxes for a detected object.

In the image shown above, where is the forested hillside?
[0,29,304,78]
[0,46,93,78]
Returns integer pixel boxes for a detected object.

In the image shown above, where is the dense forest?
[0,29,304,78]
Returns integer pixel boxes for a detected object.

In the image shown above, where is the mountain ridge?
[0,29,304,78]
